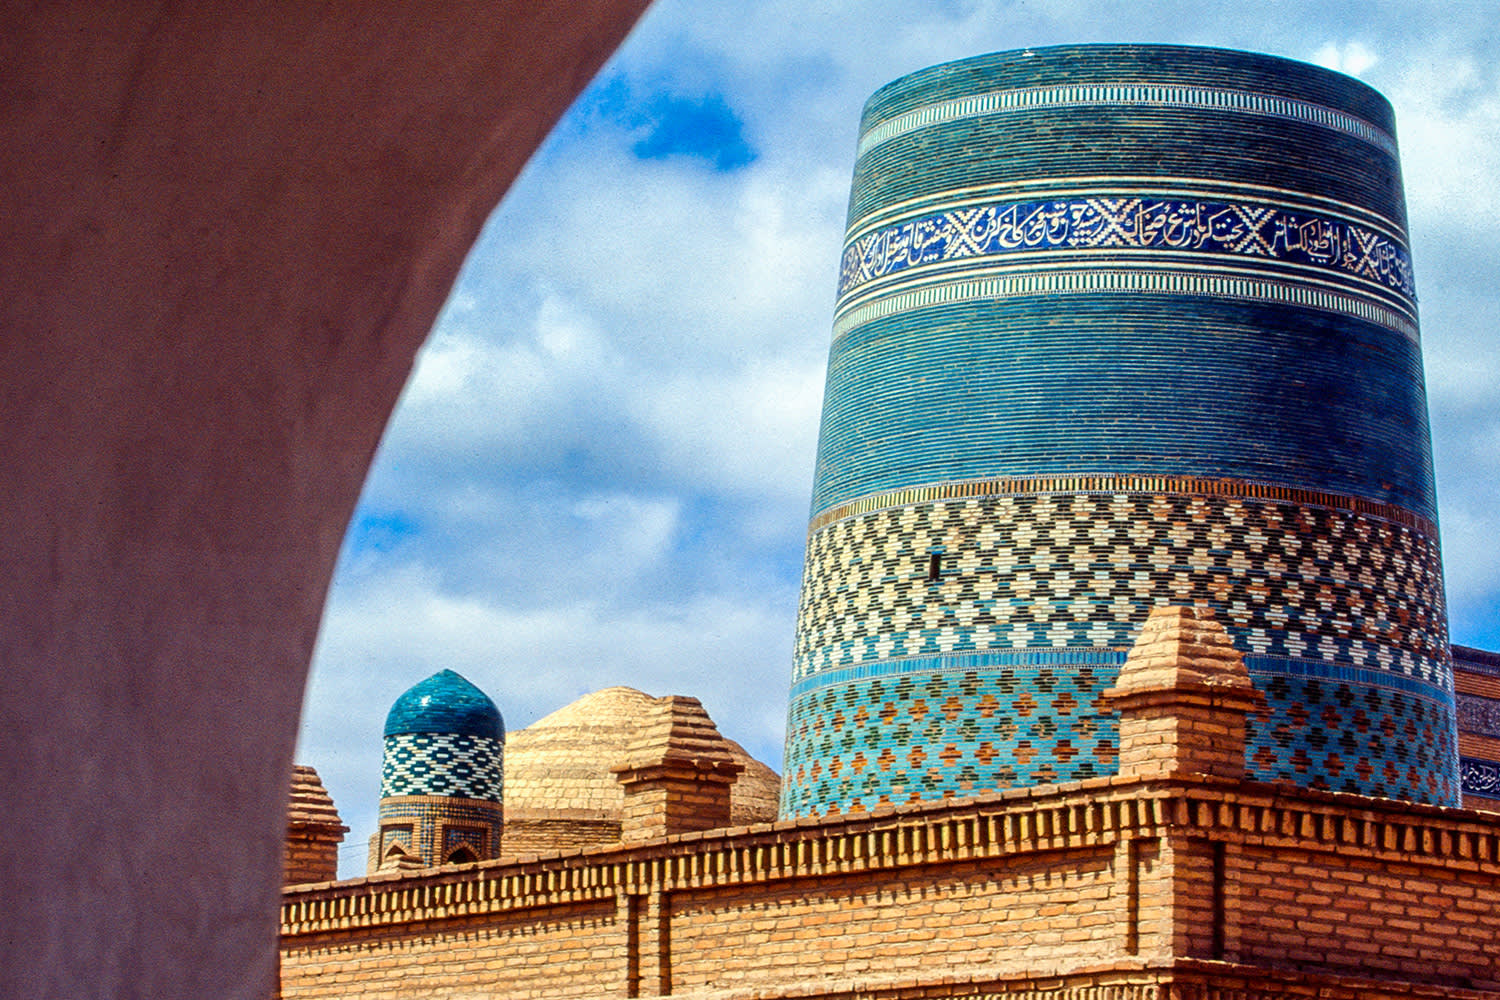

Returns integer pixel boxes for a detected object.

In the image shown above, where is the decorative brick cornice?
[612,695,745,776]
[286,765,347,836]
[280,773,1500,939]
[1453,645,1500,677]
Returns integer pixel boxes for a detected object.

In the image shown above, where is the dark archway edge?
[0,4,651,996]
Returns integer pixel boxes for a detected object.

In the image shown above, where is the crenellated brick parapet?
[280,609,1500,998]
[280,773,1500,997]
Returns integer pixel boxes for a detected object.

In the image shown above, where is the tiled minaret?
[782,45,1458,817]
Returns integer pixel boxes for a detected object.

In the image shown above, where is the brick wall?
[283,898,622,997]
[502,814,623,858]
[1230,844,1500,986]
[279,776,1500,998]
[283,833,340,887]
[668,849,1121,989]
[282,616,1499,998]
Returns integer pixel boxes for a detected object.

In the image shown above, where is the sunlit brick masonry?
[280,608,1500,999]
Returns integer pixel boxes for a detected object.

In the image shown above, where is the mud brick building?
[278,46,1500,999]
[279,613,1500,998]
[503,687,780,858]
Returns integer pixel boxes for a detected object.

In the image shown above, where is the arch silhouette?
[446,844,480,866]
[0,4,649,996]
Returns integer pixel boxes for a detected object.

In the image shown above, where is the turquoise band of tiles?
[856,82,1397,160]
[830,266,1418,344]
[811,299,1438,523]
[789,648,1124,698]
[790,650,1453,707]
[785,45,1457,817]
[780,654,1458,816]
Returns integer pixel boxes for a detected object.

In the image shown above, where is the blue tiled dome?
[383,670,504,739]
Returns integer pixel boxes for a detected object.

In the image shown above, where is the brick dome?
[505,686,779,827]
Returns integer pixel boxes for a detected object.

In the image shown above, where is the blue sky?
[298,1,1500,875]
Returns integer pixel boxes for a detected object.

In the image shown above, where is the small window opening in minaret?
[927,552,942,582]
[446,845,478,865]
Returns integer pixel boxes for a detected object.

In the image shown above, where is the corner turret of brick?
[612,696,744,842]
[1105,606,1266,781]
[283,765,347,886]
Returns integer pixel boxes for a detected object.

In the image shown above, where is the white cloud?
[1387,57,1500,222]
[1442,498,1500,602]
[372,146,842,510]
[627,358,824,501]
[468,147,844,372]
[568,493,682,573]
[1311,41,1378,77]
